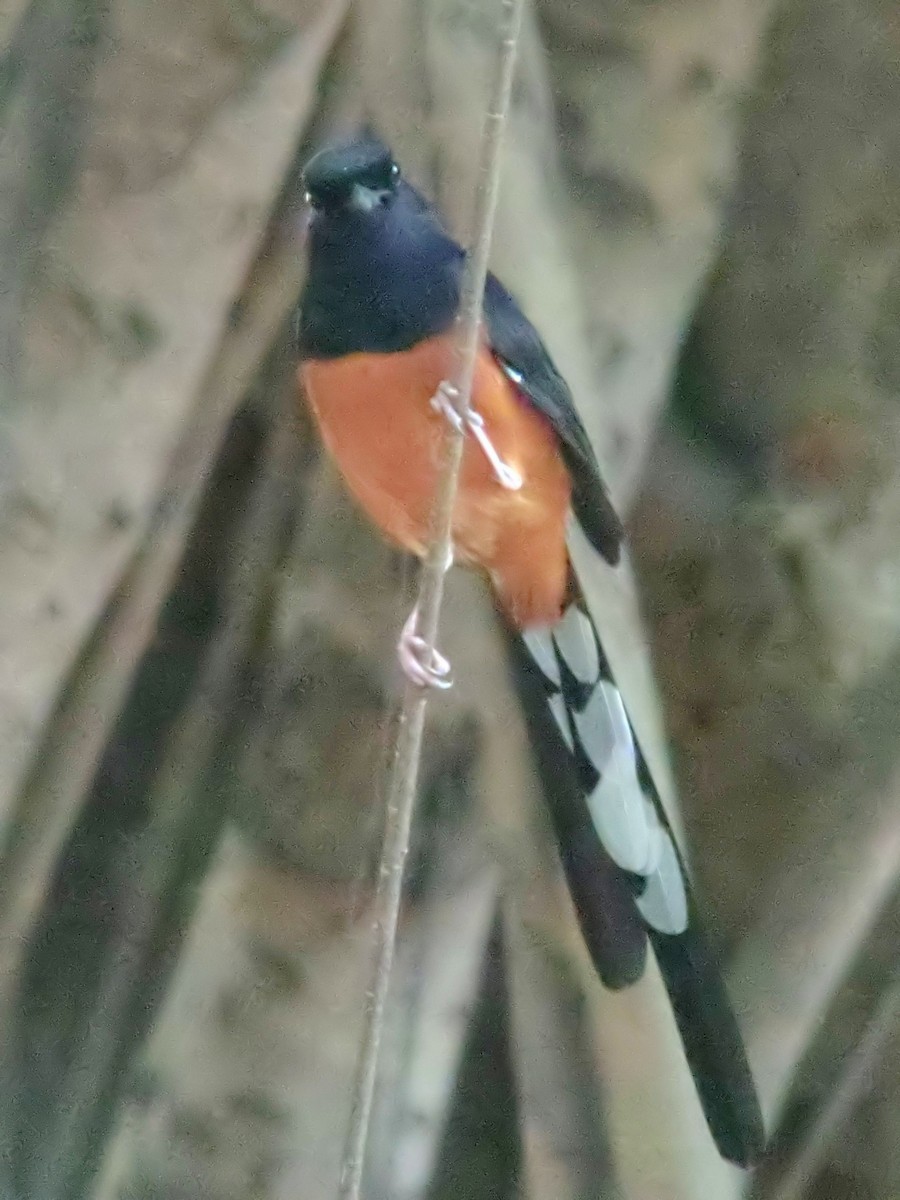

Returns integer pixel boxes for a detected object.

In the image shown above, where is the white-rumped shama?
[296,134,764,1167]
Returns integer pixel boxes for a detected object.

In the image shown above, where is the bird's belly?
[300,334,572,626]
[302,338,465,557]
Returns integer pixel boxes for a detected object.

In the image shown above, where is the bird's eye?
[390,162,400,180]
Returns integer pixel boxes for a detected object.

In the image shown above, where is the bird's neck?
[297,200,461,359]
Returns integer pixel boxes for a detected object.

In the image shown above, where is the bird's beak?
[348,183,388,212]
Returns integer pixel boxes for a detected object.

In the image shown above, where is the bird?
[295,132,765,1167]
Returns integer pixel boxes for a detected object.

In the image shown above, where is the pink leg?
[430,385,523,491]
[398,606,452,690]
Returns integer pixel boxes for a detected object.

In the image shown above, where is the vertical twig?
[762,963,900,1200]
[336,1,526,1196]
[733,774,900,1125]
[43,398,297,1200]
[0,210,313,1023]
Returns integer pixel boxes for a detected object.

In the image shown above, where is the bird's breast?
[300,334,572,626]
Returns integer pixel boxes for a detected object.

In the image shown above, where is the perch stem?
[336,1,526,1197]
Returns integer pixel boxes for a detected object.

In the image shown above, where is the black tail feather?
[650,926,764,1166]
[502,600,765,1166]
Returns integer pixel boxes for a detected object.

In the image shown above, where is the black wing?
[389,174,624,564]
[482,272,624,565]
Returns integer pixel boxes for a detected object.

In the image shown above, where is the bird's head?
[303,135,401,215]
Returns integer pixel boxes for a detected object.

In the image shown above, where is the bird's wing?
[482,272,624,565]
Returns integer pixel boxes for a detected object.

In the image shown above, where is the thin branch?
[336,2,526,1196]
[504,908,621,1200]
[0,4,345,1019]
[0,164,313,1022]
[762,962,900,1200]
[731,766,900,1127]
[369,860,500,1199]
[46,396,297,1200]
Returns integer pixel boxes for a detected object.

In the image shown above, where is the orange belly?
[300,335,572,628]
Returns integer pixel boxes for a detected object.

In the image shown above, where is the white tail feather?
[520,602,689,937]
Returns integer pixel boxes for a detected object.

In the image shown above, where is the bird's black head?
[298,133,461,357]
[303,135,401,214]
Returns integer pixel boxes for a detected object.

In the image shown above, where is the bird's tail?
[503,580,765,1167]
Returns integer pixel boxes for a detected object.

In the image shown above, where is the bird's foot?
[431,382,466,433]
[398,606,453,690]
[431,383,523,492]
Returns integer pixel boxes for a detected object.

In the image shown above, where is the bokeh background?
[2,1,900,1198]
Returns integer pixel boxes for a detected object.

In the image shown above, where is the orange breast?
[300,334,572,628]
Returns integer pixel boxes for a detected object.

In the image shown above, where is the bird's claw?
[398,608,453,690]
[430,382,523,492]
[430,384,465,433]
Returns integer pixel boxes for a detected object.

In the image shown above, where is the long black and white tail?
[505,589,765,1167]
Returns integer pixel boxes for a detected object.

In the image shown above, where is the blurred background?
[3,1,900,1197]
